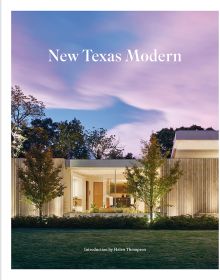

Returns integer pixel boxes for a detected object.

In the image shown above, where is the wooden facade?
[161,159,218,216]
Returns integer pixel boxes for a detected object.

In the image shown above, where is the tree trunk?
[39,205,43,218]
[149,205,153,223]
[134,198,137,210]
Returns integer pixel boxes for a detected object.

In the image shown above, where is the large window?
[72,177,83,210]
[72,178,83,197]
[110,181,128,194]
[109,180,131,207]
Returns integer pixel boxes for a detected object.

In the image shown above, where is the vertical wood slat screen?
[11,158,65,217]
[161,159,219,216]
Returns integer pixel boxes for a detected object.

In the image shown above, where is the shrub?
[11,215,218,230]
[11,216,45,228]
[11,215,148,229]
[150,215,219,230]
[90,203,99,213]
[98,208,123,213]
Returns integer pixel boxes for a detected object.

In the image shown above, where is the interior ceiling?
[72,168,126,176]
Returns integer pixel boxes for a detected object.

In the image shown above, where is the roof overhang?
[65,159,139,168]
[173,140,219,151]
[171,139,219,158]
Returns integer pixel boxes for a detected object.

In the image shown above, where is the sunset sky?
[12,11,218,155]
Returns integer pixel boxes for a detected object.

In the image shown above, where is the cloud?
[109,120,168,156]
[73,12,218,127]
[12,12,218,154]
[46,97,166,130]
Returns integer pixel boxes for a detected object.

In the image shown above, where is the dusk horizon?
[12,11,219,155]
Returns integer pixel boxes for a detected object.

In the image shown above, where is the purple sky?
[12,11,218,155]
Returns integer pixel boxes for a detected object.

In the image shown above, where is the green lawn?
[12,229,218,269]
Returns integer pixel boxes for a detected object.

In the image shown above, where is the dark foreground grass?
[12,229,218,269]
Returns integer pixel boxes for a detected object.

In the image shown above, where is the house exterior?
[171,130,219,158]
[12,159,143,216]
[11,130,219,218]
[159,130,219,216]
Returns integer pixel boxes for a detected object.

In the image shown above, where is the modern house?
[171,130,219,158]
[11,130,219,217]
[161,130,219,216]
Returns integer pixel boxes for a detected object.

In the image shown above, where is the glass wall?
[109,179,131,207]
[72,177,83,211]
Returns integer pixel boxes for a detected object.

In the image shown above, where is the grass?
[12,229,218,269]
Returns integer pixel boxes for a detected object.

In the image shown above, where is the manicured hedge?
[11,215,148,229]
[11,215,218,230]
[150,215,219,230]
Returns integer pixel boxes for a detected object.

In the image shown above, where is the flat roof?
[66,159,138,168]
[175,130,219,140]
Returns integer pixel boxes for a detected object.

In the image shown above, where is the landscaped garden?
[11,88,219,270]
[12,228,218,269]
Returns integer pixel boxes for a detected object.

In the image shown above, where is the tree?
[18,146,65,217]
[55,119,89,159]
[177,124,204,131]
[86,128,124,159]
[11,128,26,158]
[21,118,89,159]
[125,134,183,222]
[11,85,45,157]
[21,118,59,156]
[155,128,175,157]
[124,152,136,159]
[206,127,215,131]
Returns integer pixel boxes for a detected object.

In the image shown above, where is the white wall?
[174,150,218,158]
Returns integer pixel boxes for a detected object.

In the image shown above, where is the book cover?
[6,3,220,275]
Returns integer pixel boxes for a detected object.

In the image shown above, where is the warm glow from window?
[73,178,83,197]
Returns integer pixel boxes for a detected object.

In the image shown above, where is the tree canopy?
[55,119,88,159]
[86,128,124,159]
[21,118,59,155]
[11,85,45,132]
[11,86,45,157]
[12,86,216,160]
[125,134,183,222]
[18,146,65,217]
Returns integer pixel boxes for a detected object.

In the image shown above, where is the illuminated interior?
[71,167,138,212]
